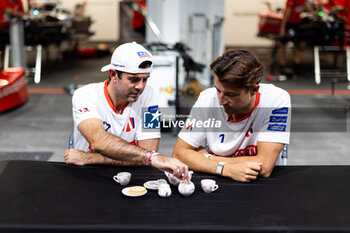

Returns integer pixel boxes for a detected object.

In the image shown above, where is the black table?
[0,160,350,233]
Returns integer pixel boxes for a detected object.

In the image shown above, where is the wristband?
[147,151,159,166]
[216,161,227,175]
[142,150,159,166]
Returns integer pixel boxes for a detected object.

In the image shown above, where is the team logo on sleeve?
[143,105,161,129]
[79,107,90,112]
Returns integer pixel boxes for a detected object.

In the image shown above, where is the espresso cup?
[201,179,218,193]
[113,172,131,186]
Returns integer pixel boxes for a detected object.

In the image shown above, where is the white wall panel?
[61,0,120,41]
[224,0,284,47]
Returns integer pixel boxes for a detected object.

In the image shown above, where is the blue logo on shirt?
[272,107,288,114]
[269,116,288,123]
[103,121,111,131]
[267,124,286,132]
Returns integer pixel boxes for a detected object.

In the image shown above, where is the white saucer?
[122,187,147,197]
[143,179,168,190]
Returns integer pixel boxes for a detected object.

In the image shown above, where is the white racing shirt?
[72,80,160,152]
[178,84,291,164]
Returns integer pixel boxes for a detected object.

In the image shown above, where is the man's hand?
[222,161,262,183]
[151,155,190,182]
[64,149,92,166]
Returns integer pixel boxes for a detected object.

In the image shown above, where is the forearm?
[93,138,159,166]
[65,149,144,166]
[97,152,144,166]
[77,119,190,180]
[91,132,190,178]
[86,129,144,164]
[138,138,159,152]
[173,143,217,175]
[209,142,284,177]
[78,119,145,164]
[172,139,263,182]
[210,155,271,177]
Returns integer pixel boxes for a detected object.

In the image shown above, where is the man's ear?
[250,84,260,95]
[108,69,117,80]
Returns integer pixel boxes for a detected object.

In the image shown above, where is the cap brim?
[101,64,112,72]
[100,59,153,73]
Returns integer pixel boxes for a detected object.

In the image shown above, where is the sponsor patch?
[272,107,288,114]
[148,105,159,112]
[269,116,288,123]
[267,124,286,132]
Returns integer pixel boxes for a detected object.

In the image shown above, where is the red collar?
[104,80,128,114]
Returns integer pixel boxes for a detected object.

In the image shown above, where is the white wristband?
[216,161,227,175]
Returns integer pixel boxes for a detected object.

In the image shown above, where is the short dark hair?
[115,70,123,79]
[210,49,264,89]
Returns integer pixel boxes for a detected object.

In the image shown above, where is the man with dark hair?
[65,42,189,180]
[173,49,291,182]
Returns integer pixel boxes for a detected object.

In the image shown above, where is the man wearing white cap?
[64,42,189,180]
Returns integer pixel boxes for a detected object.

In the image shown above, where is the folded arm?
[64,149,144,166]
[173,138,263,182]
[73,118,147,164]
[208,142,284,178]
[65,118,189,180]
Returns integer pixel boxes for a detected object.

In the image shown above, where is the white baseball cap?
[101,42,153,73]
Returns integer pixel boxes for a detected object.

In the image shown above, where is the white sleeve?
[256,90,291,144]
[135,86,161,141]
[72,87,101,127]
[177,94,206,148]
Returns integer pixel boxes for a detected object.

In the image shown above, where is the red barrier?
[0,67,28,112]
